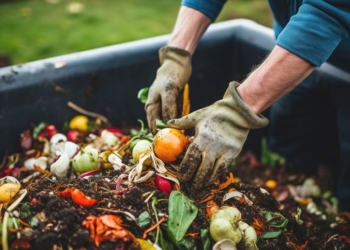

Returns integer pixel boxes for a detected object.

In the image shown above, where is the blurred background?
[0,0,273,67]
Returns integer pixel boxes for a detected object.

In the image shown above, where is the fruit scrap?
[206,200,220,219]
[82,214,139,247]
[153,128,188,163]
[0,182,21,203]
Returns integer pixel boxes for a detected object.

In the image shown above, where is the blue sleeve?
[182,0,227,21]
[276,0,350,67]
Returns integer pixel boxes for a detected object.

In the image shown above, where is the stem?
[67,101,109,124]
[151,196,160,244]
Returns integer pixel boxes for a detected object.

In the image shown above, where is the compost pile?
[1,114,350,250]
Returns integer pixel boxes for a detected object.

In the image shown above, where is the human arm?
[168,0,350,189]
[168,6,212,54]
[237,45,315,114]
[240,0,350,113]
[145,6,214,134]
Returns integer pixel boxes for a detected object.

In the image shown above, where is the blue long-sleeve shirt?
[182,0,350,70]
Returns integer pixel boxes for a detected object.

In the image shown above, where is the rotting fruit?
[153,128,188,163]
[69,115,89,132]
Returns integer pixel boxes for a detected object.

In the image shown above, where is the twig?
[142,217,167,239]
[67,101,109,124]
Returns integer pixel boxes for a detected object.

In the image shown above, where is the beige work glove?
[145,46,192,134]
[167,81,269,189]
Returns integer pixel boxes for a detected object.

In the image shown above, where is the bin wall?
[1,19,349,160]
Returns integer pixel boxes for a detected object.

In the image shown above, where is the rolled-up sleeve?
[276,0,350,67]
[182,0,227,21]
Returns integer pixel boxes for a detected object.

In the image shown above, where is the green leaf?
[138,211,151,226]
[32,122,46,138]
[156,119,167,129]
[30,217,39,227]
[167,191,198,243]
[260,230,283,239]
[158,227,174,250]
[137,87,149,104]
[259,210,289,229]
[21,203,31,218]
[295,207,304,225]
[260,137,286,168]
[200,228,212,250]
[178,237,197,249]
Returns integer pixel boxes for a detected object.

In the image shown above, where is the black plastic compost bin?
[1,19,349,161]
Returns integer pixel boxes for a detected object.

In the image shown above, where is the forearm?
[237,45,315,114]
[168,6,212,55]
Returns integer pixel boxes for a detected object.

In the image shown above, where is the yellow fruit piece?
[182,83,190,117]
[69,115,89,132]
[136,238,156,250]
[0,183,21,203]
[265,179,277,189]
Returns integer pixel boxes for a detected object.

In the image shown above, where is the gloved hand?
[145,46,192,134]
[167,81,269,189]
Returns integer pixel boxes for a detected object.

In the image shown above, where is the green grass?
[0,0,272,65]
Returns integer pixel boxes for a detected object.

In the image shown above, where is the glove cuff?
[159,46,192,65]
[226,81,269,129]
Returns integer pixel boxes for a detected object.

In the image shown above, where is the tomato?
[71,188,98,207]
[153,128,188,162]
[69,115,89,132]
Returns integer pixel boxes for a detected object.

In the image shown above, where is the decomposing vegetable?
[82,214,138,247]
[71,188,98,207]
[24,156,48,171]
[100,129,119,148]
[72,146,99,175]
[50,151,70,180]
[153,128,188,163]
[57,188,97,207]
[296,177,321,198]
[49,133,67,155]
[155,174,173,196]
[210,206,258,249]
[132,139,153,165]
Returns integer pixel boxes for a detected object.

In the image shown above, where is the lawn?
[0,0,272,65]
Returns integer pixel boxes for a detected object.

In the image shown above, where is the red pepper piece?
[57,188,74,197]
[71,188,98,207]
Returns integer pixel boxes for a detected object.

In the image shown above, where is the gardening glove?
[167,81,269,189]
[145,46,192,134]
